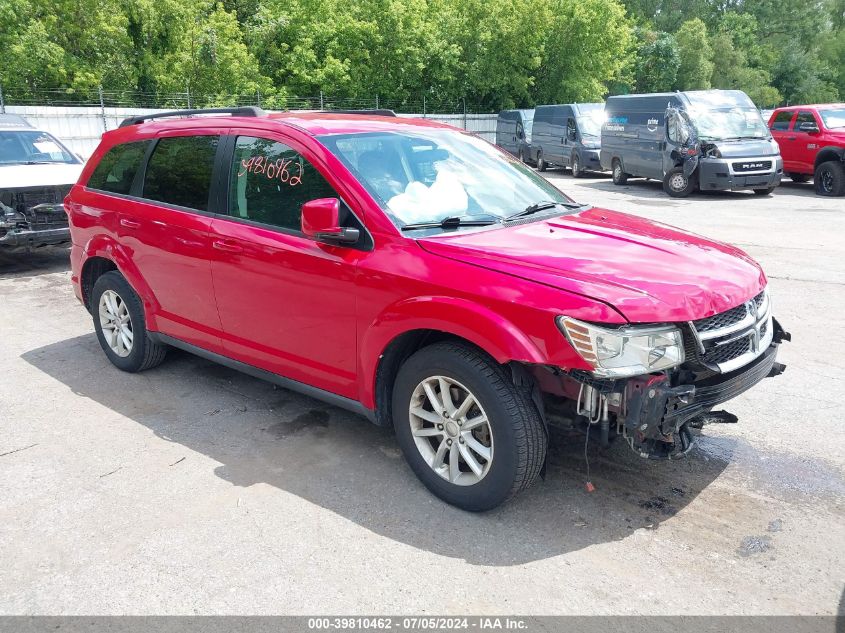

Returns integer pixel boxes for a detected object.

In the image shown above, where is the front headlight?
[557,316,684,378]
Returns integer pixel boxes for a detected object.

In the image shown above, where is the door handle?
[787,136,797,140]
[119,218,140,229]
[212,239,243,253]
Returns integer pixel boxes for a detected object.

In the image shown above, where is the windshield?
[577,111,604,137]
[318,130,575,230]
[820,108,845,129]
[688,106,770,141]
[0,130,78,165]
[524,118,534,141]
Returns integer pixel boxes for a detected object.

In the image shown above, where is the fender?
[358,295,548,409]
[82,233,162,329]
[815,146,845,168]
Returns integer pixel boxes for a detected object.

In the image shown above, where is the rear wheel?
[536,151,547,172]
[92,271,167,373]
[392,342,546,512]
[815,161,845,196]
[663,167,696,198]
[611,159,628,185]
[788,172,811,183]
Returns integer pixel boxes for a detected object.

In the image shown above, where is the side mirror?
[798,121,819,133]
[301,198,359,245]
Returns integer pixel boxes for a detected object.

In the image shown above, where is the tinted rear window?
[142,136,219,211]
[87,141,150,195]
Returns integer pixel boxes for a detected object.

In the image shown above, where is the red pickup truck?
[768,104,845,196]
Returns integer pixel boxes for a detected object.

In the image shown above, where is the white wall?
[5,106,497,157]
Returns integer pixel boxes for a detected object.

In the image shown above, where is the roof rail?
[323,109,398,117]
[119,106,266,128]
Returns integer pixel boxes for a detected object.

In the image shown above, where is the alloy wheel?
[820,169,833,193]
[408,375,494,486]
[98,289,133,357]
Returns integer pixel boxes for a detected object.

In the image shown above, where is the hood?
[418,208,767,323]
[708,138,779,158]
[0,163,84,189]
[822,130,845,142]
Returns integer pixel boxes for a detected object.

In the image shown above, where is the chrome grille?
[732,160,772,172]
[693,304,747,333]
[703,337,751,365]
[689,290,772,373]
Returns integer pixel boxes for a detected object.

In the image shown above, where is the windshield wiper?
[401,216,499,231]
[504,200,586,223]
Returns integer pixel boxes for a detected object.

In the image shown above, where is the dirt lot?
[1,173,843,615]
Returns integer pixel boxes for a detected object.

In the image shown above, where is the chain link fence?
[0,85,490,115]
[0,85,498,156]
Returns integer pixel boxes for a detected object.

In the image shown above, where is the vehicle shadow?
[22,334,731,566]
[0,246,70,278]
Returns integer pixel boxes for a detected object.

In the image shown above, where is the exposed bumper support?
[0,227,71,248]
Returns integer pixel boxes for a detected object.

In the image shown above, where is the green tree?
[534,0,633,104]
[157,3,273,105]
[633,29,679,92]
[675,18,713,90]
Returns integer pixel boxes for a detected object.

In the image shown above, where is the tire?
[662,166,696,198]
[611,159,628,185]
[92,270,167,373]
[392,342,547,512]
[753,187,775,196]
[536,151,547,172]
[788,172,811,183]
[571,152,584,178]
[517,148,525,163]
[814,161,845,196]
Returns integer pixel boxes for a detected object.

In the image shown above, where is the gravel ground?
[0,171,843,615]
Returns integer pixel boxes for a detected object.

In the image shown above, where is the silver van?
[600,90,782,197]
[530,103,604,177]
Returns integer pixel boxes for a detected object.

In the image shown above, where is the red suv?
[66,108,789,511]
[768,103,845,196]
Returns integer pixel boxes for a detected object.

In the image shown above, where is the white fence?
[4,106,498,157]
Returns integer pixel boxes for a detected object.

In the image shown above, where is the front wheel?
[536,151,547,172]
[392,342,547,512]
[663,167,696,198]
[753,187,776,196]
[815,161,845,196]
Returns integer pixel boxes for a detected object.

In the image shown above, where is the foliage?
[633,29,679,92]
[675,19,713,90]
[0,0,842,108]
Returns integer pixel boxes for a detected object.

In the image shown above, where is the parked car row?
[497,92,845,198]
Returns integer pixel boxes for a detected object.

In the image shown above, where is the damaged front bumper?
[539,318,791,460]
[622,333,786,459]
[0,186,72,249]
[0,225,70,247]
